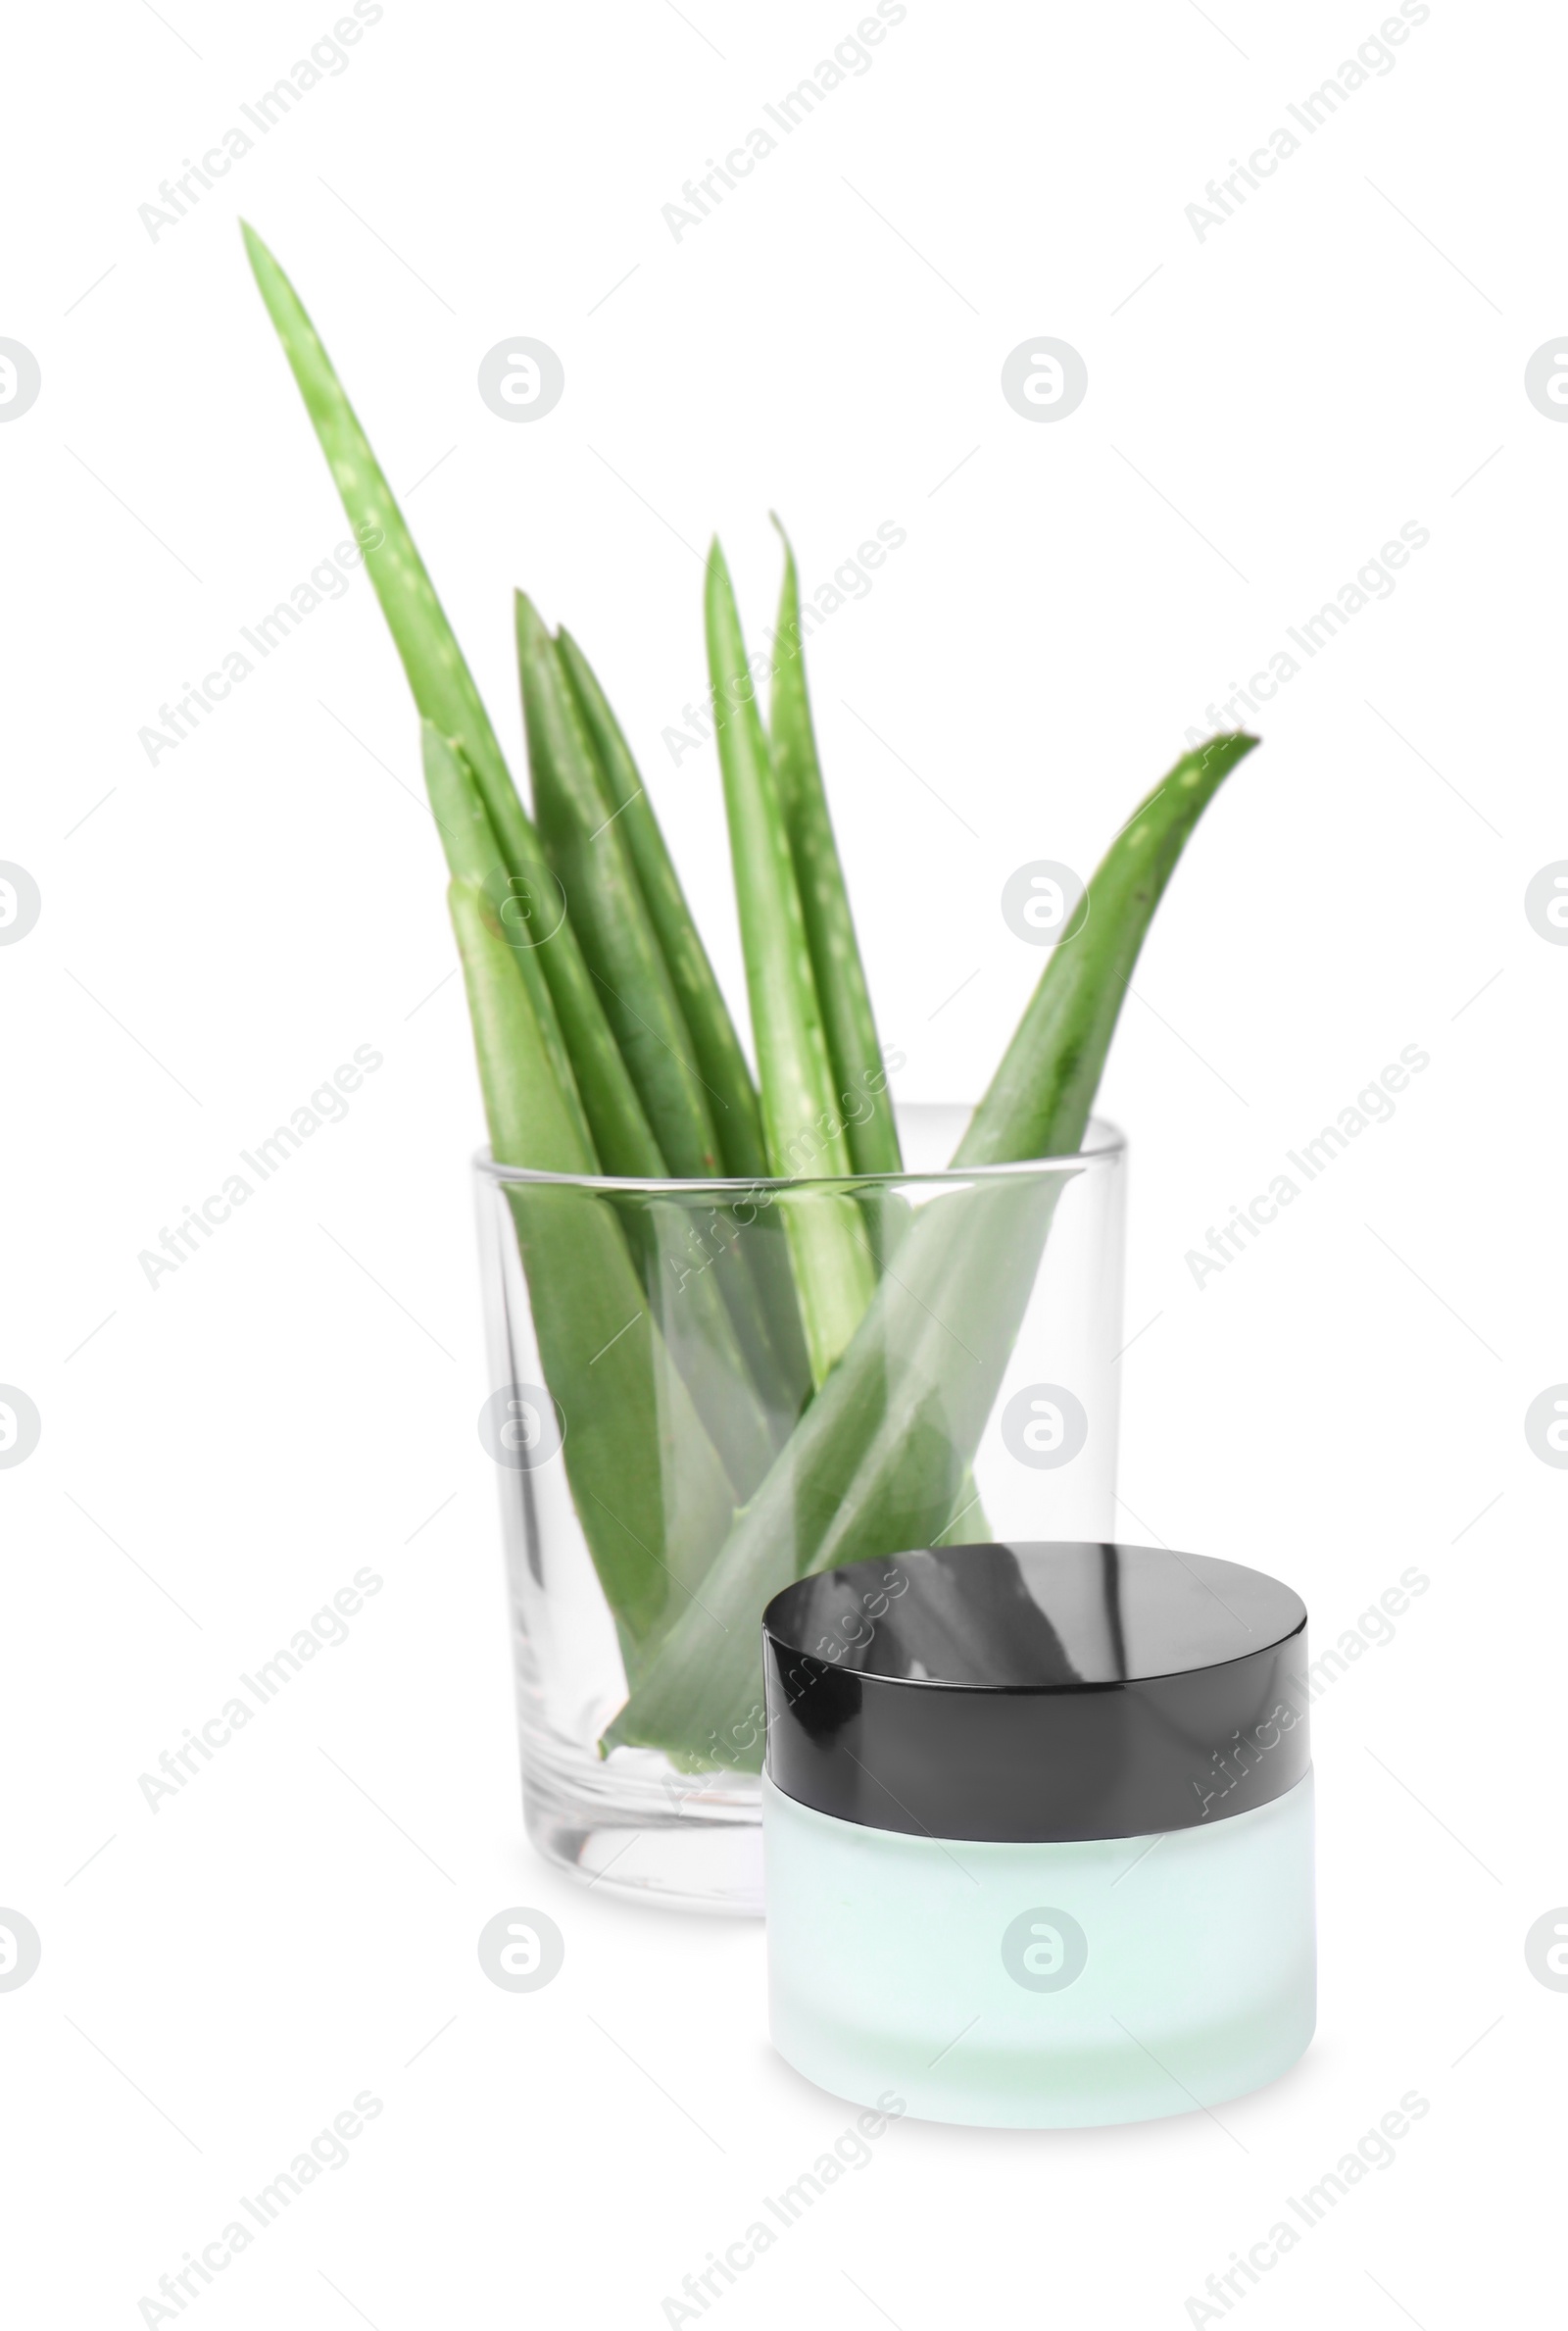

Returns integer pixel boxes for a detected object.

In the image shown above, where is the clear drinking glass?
[473,1105,1126,1914]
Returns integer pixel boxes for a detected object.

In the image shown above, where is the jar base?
[770,1996,1316,2129]
[763,1772,1316,2128]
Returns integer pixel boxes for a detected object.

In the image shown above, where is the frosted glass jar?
[761,1543,1315,2130]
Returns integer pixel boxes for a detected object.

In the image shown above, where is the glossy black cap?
[761,1543,1310,1844]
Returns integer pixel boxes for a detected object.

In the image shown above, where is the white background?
[3,0,1560,2322]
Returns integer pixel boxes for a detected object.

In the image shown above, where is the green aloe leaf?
[514,611,801,1492]
[517,595,722,1177]
[768,520,902,1175]
[555,626,813,1421]
[705,539,876,1385]
[955,734,1258,1164]
[243,220,660,1179]
[556,628,769,1181]
[449,872,737,1660]
[605,734,1257,1762]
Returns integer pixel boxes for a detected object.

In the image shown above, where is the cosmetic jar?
[761,1542,1315,2129]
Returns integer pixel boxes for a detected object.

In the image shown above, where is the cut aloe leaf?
[557,628,770,1182]
[768,521,902,1175]
[956,736,1258,1165]
[556,627,813,1421]
[517,595,722,1177]
[705,539,876,1385]
[450,876,736,1657]
[244,222,660,1179]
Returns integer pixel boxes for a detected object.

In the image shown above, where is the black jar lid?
[761,1543,1309,1844]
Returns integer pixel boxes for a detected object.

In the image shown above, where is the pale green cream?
[764,1770,1315,2129]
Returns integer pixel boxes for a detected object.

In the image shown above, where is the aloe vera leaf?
[706,539,849,1183]
[242,226,575,1116]
[427,712,789,1527]
[706,540,876,1384]
[955,734,1259,1166]
[242,224,662,1181]
[437,712,777,1508]
[517,595,722,1175]
[438,714,773,1552]
[514,610,805,1489]
[556,627,770,1181]
[768,521,902,1175]
[555,627,813,1420]
[450,875,735,1654]
[605,734,1254,1761]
